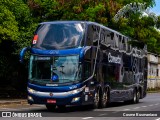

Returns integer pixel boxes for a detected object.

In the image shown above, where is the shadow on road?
[28,101,144,113]
[29,104,94,113]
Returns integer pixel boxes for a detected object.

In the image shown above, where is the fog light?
[28,96,34,101]
[71,97,80,103]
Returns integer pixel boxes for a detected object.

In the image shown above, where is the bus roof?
[40,21,125,37]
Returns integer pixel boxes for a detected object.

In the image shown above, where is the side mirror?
[19,47,30,63]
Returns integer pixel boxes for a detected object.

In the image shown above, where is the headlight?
[27,87,36,93]
[69,85,86,95]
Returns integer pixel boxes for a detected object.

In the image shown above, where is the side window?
[114,33,119,48]
[100,29,111,46]
[86,25,100,46]
[105,64,118,82]
[124,37,128,51]
[105,31,112,46]
[121,37,125,50]
[84,62,91,79]
[121,37,128,51]
[110,32,114,48]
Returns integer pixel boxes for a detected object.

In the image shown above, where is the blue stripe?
[31,48,82,56]
[28,83,83,92]
[30,46,91,61]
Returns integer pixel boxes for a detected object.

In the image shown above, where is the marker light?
[32,35,38,44]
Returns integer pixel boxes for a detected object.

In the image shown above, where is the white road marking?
[133,107,140,109]
[82,117,94,119]
[112,111,119,113]
[98,114,107,116]
[149,104,154,107]
[155,118,160,120]
[142,106,147,108]
[123,109,130,111]
[155,103,159,106]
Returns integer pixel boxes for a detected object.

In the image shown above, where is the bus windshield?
[29,55,82,85]
[33,23,85,50]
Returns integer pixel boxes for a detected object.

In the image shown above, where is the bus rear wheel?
[93,90,100,109]
[131,89,140,104]
[136,90,140,103]
[46,104,56,111]
[100,88,108,108]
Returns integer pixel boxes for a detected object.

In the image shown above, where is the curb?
[0,100,28,106]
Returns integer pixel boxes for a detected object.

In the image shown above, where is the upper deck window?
[33,23,85,50]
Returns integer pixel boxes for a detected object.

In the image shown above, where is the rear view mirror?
[19,47,30,63]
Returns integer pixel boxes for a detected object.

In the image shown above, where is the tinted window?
[84,61,91,79]
[29,55,82,85]
[33,23,85,50]
[86,25,100,46]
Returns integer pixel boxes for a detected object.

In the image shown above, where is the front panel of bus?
[27,22,92,105]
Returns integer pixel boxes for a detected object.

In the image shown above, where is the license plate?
[47,99,56,103]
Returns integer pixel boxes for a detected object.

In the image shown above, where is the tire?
[93,89,100,109]
[136,90,140,103]
[100,88,109,108]
[132,90,137,104]
[46,104,56,111]
[124,89,136,104]
[131,89,140,104]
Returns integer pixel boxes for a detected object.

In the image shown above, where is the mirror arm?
[19,47,30,63]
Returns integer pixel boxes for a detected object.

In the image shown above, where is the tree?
[0,5,19,43]
[0,0,159,97]
[0,0,35,93]
[111,2,160,53]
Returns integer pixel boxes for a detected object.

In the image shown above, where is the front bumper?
[28,90,83,105]
[26,82,94,106]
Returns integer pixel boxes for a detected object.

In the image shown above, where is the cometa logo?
[108,53,121,64]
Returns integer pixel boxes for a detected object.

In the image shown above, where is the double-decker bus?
[20,21,147,110]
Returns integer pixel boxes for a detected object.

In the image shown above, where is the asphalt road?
[0,93,160,120]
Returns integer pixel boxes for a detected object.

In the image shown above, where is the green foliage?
[0,5,19,42]
[0,0,35,91]
[110,0,160,53]
[0,0,35,52]
[1,0,158,53]
[156,16,160,28]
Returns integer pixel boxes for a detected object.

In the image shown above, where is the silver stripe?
[34,91,71,97]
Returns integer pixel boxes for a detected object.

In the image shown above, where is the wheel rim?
[94,92,99,106]
[133,92,136,102]
[137,91,140,102]
[102,91,108,106]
